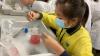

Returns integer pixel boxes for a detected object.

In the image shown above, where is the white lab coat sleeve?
[48,0,56,12]
[91,2,100,50]
[31,1,54,12]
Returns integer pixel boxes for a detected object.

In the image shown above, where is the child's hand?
[42,33,55,46]
[43,33,51,39]
[27,11,40,21]
[43,33,65,55]
[42,33,53,42]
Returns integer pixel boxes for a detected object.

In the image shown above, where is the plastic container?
[30,35,41,45]
[1,19,56,56]
[11,20,49,55]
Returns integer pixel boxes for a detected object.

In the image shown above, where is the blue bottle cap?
[23,27,28,33]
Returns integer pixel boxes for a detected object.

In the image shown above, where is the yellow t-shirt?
[41,13,93,56]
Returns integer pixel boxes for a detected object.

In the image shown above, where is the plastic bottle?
[29,27,41,45]
[28,27,48,54]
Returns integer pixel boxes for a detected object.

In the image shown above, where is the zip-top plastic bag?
[0,19,56,56]
[0,19,30,56]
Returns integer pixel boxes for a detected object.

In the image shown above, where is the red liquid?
[30,35,41,45]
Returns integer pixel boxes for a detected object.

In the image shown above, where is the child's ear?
[66,18,79,26]
[72,18,79,24]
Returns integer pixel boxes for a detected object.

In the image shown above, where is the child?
[20,0,54,12]
[27,0,93,56]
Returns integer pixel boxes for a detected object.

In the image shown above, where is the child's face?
[20,0,35,6]
[55,4,78,28]
[55,5,68,26]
